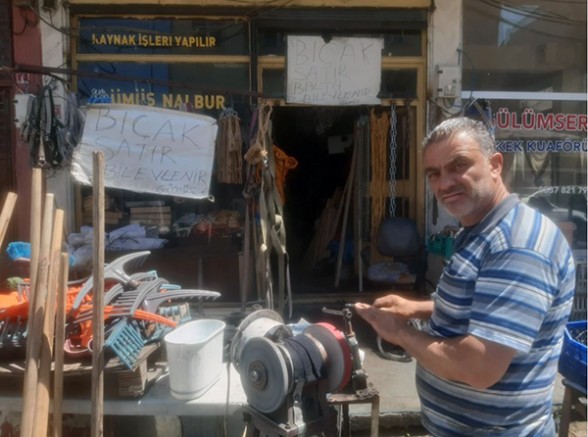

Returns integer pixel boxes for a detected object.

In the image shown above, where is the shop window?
[77,18,248,56]
[462,0,587,250]
[258,29,422,57]
[261,68,286,99]
[382,31,422,57]
[76,61,249,113]
[490,99,587,249]
[379,69,417,99]
[462,0,586,94]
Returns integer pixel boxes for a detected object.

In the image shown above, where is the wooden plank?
[91,152,105,437]
[53,253,70,437]
[68,0,432,7]
[21,193,54,437]
[0,192,17,251]
[33,209,64,437]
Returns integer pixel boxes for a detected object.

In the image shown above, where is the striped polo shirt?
[418,194,576,437]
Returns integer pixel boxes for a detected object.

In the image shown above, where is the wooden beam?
[67,0,432,7]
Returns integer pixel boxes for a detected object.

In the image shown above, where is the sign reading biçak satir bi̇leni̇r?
[286,35,383,106]
[72,104,218,199]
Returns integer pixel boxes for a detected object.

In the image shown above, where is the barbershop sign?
[72,104,217,199]
[495,108,587,153]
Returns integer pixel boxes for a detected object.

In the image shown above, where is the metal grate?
[570,261,587,321]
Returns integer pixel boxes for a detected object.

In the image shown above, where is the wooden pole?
[28,168,43,317]
[21,193,54,437]
[240,202,251,312]
[33,208,64,437]
[354,123,364,292]
[52,252,69,437]
[91,151,105,437]
[0,192,17,251]
[334,145,357,287]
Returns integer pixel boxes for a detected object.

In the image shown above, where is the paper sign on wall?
[72,104,218,199]
[287,36,383,106]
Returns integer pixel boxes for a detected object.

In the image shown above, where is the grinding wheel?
[239,336,291,413]
[303,323,352,392]
[230,309,292,370]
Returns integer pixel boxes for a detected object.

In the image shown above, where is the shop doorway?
[272,105,419,295]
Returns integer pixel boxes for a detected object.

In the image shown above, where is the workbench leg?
[341,404,350,437]
[370,394,380,437]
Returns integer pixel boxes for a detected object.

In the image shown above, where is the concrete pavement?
[288,297,570,435]
[348,341,568,434]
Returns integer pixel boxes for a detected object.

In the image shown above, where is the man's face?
[423,132,503,226]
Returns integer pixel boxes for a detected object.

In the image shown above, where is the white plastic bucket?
[164,319,226,400]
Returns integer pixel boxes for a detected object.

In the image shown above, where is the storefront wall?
[29,0,468,297]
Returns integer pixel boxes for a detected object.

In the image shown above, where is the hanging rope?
[215,108,243,184]
[244,102,292,317]
[369,108,390,253]
[271,146,298,206]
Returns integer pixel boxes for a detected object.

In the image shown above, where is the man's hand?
[371,294,433,320]
[354,302,408,345]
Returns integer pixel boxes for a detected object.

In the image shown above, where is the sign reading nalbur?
[90,33,216,48]
[72,104,218,199]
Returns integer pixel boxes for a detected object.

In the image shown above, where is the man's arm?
[355,303,516,389]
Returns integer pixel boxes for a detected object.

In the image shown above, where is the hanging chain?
[388,104,398,218]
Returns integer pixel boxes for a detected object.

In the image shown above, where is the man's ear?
[489,152,503,176]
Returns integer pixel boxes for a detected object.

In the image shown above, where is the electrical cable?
[9,63,263,98]
[477,0,585,26]
[467,1,586,41]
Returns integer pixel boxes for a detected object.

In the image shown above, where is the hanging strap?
[255,102,292,317]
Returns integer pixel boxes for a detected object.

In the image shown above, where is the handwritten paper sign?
[72,104,218,199]
[287,36,383,106]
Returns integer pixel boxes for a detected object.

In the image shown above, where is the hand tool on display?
[69,250,152,316]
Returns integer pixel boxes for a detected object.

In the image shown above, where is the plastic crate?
[426,234,454,259]
[558,320,587,391]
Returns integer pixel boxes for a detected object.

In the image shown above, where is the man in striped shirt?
[356,117,576,436]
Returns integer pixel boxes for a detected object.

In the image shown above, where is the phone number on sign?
[536,186,587,195]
